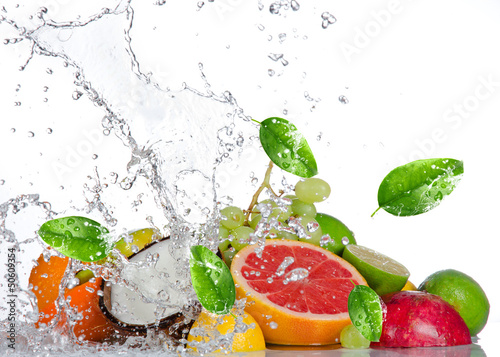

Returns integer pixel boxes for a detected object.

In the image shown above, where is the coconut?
[100,238,199,341]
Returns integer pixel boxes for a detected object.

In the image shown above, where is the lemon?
[419,269,490,336]
[187,309,266,353]
[114,228,159,257]
[402,280,417,291]
[342,244,410,296]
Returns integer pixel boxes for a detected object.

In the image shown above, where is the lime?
[342,244,410,296]
[419,269,490,336]
[315,213,356,255]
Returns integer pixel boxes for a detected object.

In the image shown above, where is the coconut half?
[100,238,197,340]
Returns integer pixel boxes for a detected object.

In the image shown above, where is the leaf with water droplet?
[189,245,235,315]
[348,285,383,342]
[372,158,463,217]
[258,117,318,178]
[38,216,113,262]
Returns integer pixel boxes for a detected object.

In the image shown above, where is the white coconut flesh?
[106,239,188,325]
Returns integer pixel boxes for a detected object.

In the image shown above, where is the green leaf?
[373,158,464,217]
[259,117,318,178]
[348,285,383,342]
[189,245,236,315]
[38,216,113,262]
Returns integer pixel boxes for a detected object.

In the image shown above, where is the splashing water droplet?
[321,12,337,29]
[72,90,83,100]
[339,95,349,104]
[276,256,294,277]
[283,268,309,285]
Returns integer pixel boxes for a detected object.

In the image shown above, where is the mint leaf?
[259,117,318,178]
[348,285,383,342]
[373,158,463,217]
[38,216,113,262]
[189,245,235,315]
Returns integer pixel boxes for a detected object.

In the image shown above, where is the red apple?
[372,291,471,348]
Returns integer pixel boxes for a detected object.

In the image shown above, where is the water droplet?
[268,53,283,62]
[92,154,98,160]
[269,3,280,14]
[341,236,350,245]
[258,24,265,31]
[46,68,53,75]
[27,131,34,137]
[434,191,443,201]
[321,12,337,29]
[291,0,300,11]
[339,95,349,104]
[0,179,5,185]
[72,91,83,100]
[66,218,75,225]
[306,221,319,233]
[283,267,309,285]
[46,128,53,134]
[10,128,15,133]
[268,69,275,77]
[269,321,278,329]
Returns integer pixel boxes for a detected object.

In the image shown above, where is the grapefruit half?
[231,239,367,345]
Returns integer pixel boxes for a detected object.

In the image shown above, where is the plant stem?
[244,161,276,223]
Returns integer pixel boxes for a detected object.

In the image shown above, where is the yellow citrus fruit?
[402,280,417,291]
[187,310,266,353]
[114,227,159,257]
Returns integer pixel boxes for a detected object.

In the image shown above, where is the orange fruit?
[37,277,118,342]
[29,252,69,311]
[231,239,367,345]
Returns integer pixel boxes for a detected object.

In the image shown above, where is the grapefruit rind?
[231,240,367,345]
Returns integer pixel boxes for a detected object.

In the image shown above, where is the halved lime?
[315,213,356,255]
[342,244,409,296]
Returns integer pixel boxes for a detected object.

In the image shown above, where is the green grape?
[295,178,331,204]
[290,196,317,218]
[221,248,237,268]
[251,199,292,222]
[220,206,245,229]
[218,226,230,251]
[297,216,323,245]
[229,226,255,251]
[340,324,370,349]
[275,225,299,241]
[249,214,262,229]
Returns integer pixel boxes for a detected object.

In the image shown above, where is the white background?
[0,0,499,353]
